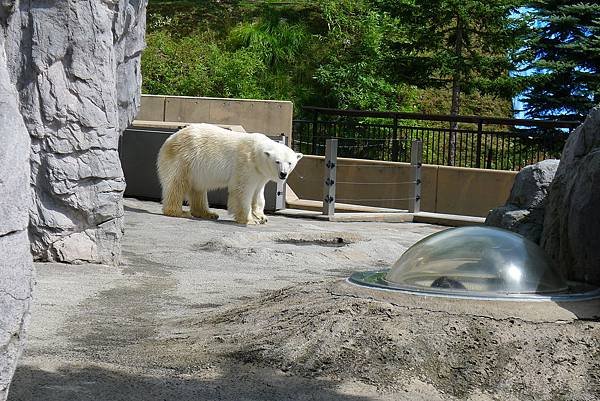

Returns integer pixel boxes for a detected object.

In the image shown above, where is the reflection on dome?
[349,226,600,301]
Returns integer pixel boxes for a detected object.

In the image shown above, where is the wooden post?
[323,139,338,217]
[409,140,422,213]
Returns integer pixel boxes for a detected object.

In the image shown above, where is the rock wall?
[4,0,147,264]
[1,0,146,398]
[0,5,34,400]
[541,106,600,284]
[485,159,559,244]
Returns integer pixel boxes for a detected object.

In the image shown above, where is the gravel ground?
[8,198,600,401]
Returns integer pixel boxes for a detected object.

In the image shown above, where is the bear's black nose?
[279,172,287,179]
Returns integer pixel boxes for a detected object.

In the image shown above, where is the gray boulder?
[5,0,147,264]
[485,159,559,243]
[541,106,600,284]
[0,11,34,400]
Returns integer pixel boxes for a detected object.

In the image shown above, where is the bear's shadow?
[124,205,259,227]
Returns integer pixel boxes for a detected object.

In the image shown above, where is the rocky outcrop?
[485,159,559,243]
[0,9,34,400]
[541,106,600,284]
[1,0,146,398]
[4,0,147,264]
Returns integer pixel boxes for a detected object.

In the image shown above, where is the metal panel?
[409,140,423,213]
[120,127,175,200]
[322,139,338,216]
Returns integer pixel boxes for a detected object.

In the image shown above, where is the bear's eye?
[275,160,281,164]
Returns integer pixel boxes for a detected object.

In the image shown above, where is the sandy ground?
[8,199,600,401]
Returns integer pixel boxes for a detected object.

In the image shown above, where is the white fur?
[156,123,302,225]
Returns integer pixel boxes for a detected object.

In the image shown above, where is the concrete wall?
[287,156,517,217]
[137,94,293,140]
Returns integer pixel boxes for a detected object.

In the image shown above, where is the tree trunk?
[448,16,463,166]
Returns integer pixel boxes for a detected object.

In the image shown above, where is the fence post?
[323,138,338,217]
[486,148,493,169]
[475,120,483,168]
[311,110,318,155]
[391,114,399,162]
[409,140,422,214]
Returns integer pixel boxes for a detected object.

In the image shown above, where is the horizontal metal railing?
[292,107,582,170]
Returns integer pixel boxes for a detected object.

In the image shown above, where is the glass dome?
[348,226,600,300]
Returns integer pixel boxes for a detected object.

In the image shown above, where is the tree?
[380,0,527,165]
[520,1,600,121]
[314,0,418,111]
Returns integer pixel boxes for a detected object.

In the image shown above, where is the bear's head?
[264,143,303,181]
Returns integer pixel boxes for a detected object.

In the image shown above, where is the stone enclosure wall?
[485,159,559,244]
[487,107,600,284]
[0,1,147,400]
[0,9,34,398]
[541,106,600,284]
[6,0,147,264]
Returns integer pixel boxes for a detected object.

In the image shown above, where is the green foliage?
[313,1,418,111]
[380,0,527,101]
[142,0,519,117]
[226,9,323,106]
[143,2,326,108]
[229,15,308,68]
[143,31,267,98]
[520,1,600,120]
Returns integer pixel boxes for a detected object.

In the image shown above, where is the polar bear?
[157,123,302,225]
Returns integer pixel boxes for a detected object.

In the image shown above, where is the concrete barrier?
[287,155,517,217]
[137,95,166,121]
[435,166,516,217]
[139,94,293,140]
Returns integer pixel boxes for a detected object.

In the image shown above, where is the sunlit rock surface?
[4,0,147,264]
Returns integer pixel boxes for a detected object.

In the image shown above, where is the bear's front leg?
[228,182,259,225]
[251,182,268,224]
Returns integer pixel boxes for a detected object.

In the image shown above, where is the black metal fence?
[292,107,582,170]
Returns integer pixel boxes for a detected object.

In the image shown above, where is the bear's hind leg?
[162,176,188,217]
[190,188,219,220]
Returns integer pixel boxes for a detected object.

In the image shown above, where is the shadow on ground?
[124,204,161,216]
[555,300,600,321]
[8,363,374,401]
[123,204,243,226]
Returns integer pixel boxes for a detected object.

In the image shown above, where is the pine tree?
[381,0,527,165]
[521,1,600,121]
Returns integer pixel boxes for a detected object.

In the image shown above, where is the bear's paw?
[191,210,220,220]
[234,216,259,225]
[252,211,268,224]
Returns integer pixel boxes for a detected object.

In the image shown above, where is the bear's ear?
[296,152,303,160]
[264,151,272,158]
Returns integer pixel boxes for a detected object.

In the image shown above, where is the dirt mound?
[168,281,600,400]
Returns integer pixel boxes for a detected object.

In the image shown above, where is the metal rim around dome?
[348,270,600,302]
